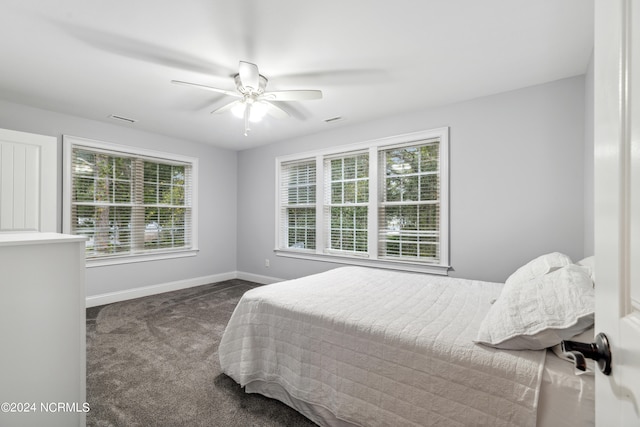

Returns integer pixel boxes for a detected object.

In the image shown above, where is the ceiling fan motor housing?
[234,74,267,95]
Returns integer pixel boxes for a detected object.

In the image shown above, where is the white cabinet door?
[0,128,57,232]
[594,0,640,425]
[0,233,86,427]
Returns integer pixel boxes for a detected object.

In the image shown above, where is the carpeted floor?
[86,279,317,427]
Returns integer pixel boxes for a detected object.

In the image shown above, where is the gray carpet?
[86,279,317,427]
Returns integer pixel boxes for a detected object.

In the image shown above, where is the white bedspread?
[219,266,547,426]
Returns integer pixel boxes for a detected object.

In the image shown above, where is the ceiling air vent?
[108,114,138,124]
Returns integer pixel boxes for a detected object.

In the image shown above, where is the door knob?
[561,332,612,375]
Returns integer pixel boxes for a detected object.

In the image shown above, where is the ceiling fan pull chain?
[244,104,251,136]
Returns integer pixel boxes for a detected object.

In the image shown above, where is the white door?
[0,127,57,232]
[594,0,640,425]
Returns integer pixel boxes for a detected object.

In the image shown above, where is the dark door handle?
[561,332,612,375]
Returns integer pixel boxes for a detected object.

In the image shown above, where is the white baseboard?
[86,271,237,308]
[236,271,283,285]
[85,271,284,308]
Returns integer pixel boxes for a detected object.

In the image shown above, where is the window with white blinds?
[325,153,369,255]
[379,142,440,262]
[279,159,317,250]
[275,127,449,274]
[64,136,197,262]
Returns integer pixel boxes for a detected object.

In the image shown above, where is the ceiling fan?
[172,61,323,135]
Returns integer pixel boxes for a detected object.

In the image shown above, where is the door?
[0,127,57,232]
[594,0,640,425]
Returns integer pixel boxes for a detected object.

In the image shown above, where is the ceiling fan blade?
[171,80,240,98]
[238,61,260,92]
[260,90,323,101]
[63,22,234,77]
[276,68,388,86]
[210,100,242,115]
[263,101,290,119]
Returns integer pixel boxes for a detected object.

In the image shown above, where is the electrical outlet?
[265,258,270,268]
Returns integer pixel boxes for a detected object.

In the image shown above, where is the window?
[275,128,449,274]
[279,159,316,250]
[326,152,369,254]
[63,136,198,264]
[379,143,440,262]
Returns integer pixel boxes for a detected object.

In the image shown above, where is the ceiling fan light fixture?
[231,102,246,119]
[249,101,268,122]
[231,101,268,123]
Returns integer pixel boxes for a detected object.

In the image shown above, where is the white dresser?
[0,232,86,427]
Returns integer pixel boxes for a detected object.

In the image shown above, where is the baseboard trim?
[85,271,238,308]
[236,271,283,285]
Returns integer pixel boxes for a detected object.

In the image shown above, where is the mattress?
[219,266,594,426]
[537,349,594,426]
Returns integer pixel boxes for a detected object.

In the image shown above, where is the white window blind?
[324,152,369,255]
[279,159,316,250]
[68,141,194,260]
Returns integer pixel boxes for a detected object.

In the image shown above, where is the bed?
[219,254,595,427]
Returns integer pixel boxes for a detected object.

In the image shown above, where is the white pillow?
[505,252,573,286]
[475,264,594,350]
[576,256,595,284]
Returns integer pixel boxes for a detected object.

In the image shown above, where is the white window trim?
[275,127,450,275]
[63,135,199,267]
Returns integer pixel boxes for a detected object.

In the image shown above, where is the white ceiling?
[0,0,593,151]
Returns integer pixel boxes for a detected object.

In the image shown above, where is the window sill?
[86,248,199,268]
[274,249,450,275]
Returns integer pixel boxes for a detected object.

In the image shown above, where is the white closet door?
[0,128,57,232]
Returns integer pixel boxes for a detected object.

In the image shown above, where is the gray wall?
[237,76,587,283]
[0,99,237,298]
